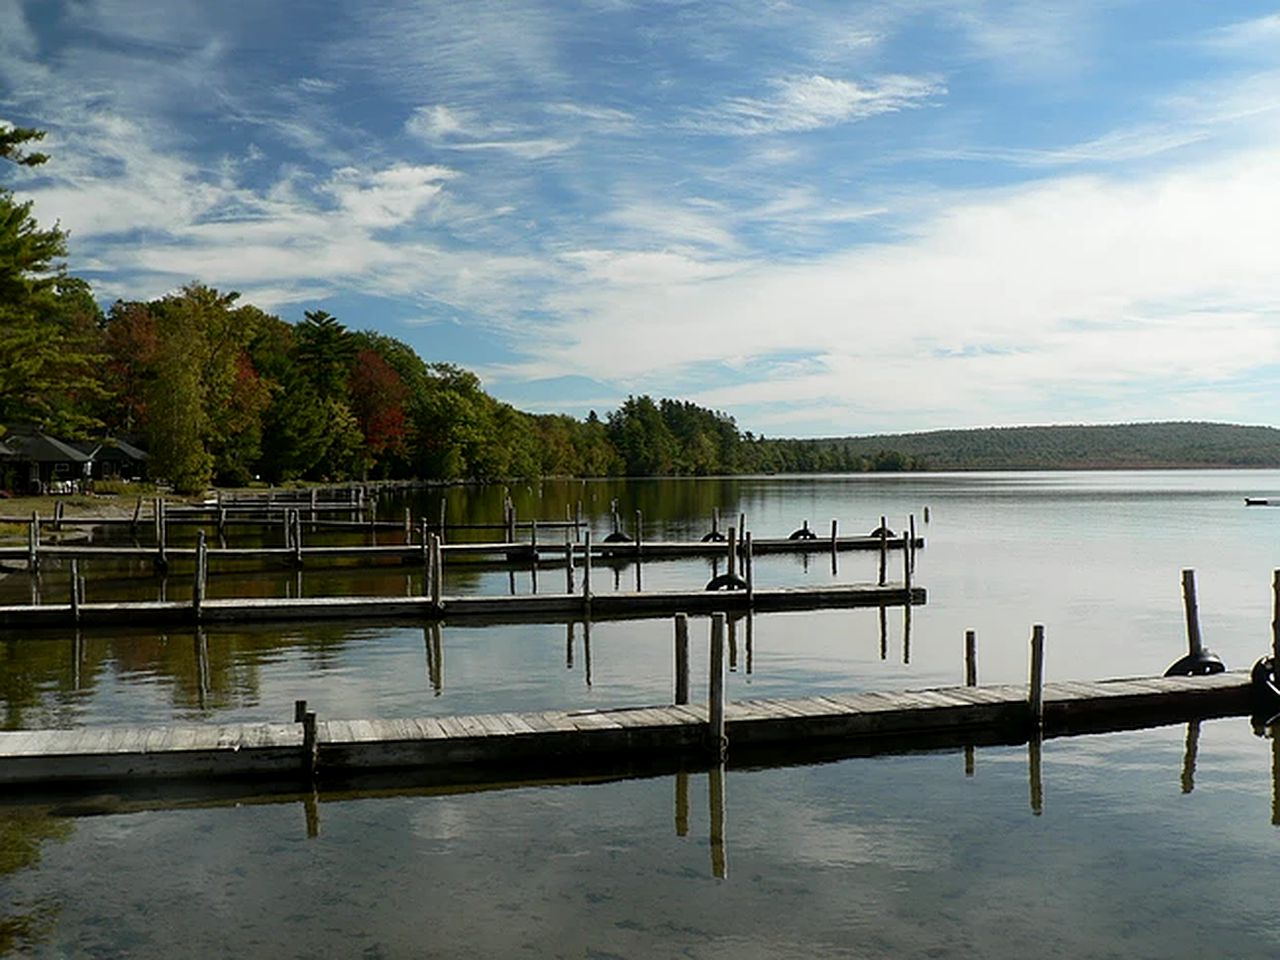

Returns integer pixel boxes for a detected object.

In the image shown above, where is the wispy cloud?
[695,74,944,135]
[406,104,575,158]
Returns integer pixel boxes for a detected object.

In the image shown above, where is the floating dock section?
[0,582,924,630]
[0,672,1251,789]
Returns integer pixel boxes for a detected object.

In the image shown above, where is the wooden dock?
[0,535,921,570]
[0,672,1252,789]
[0,582,924,629]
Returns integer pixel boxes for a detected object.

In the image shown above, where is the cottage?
[1,432,93,494]
[76,437,149,482]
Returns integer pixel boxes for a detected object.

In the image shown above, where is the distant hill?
[802,422,1280,470]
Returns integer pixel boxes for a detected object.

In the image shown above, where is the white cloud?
[698,74,944,135]
[507,144,1280,428]
[327,164,456,229]
[546,102,636,133]
[406,104,575,158]
[1203,13,1280,55]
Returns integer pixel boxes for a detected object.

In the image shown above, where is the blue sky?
[3,1,1280,437]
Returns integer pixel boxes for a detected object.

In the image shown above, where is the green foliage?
[807,422,1280,471]
[0,124,49,167]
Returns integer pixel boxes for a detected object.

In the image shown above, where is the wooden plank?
[476,714,516,737]
[566,712,625,732]
[434,716,472,739]
[409,717,448,740]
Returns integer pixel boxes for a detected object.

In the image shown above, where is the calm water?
[4,472,1280,957]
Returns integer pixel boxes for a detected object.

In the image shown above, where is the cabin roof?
[74,438,149,462]
[6,433,92,463]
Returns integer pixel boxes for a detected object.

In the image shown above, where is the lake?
[3,471,1280,957]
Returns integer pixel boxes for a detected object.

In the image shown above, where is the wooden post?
[131,496,143,534]
[1181,569,1203,658]
[28,511,38,572]
[1271,570,1280,664]
[878,516,887,586]
[674,613,690,705]
[294,698,308,722]
[193,530,206,619]
[708,612,726,755]
[153,497,161,541]
[830,518,838,553]
[530,520,539,595]
[575,500,583,542]
[310,487,318,525]
[634,509,643,592]
[903,532,912,599]
[506,498,516,543]
[302,710,318,781]
[583,528,593,605]
[438,497,447,543]
[54,500,64,531]
[156,501,168,573]
[924,505,931,523]
[744,532,754,605]
[420,520,429,571]
[965,629,977,686]
[69,558,80,623]
[908,514,917,571]
[1029,624,1045,728]
[565,527,574,593]
[403,507,412,540]
[727,527,737,576]
[430,534,443,609]
[293,509,303,568]
[711,507,720,539]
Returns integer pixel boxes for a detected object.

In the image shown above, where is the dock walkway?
[0,672,1251,788]
[0,582,924,629]
[0,535,922,569]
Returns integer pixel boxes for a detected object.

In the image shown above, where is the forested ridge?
[806,422,1280,470]
[5,127,1279,491]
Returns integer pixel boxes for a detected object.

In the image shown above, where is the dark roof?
[94,437,149,462]
[74,438,149,462]
[6,433,92,463]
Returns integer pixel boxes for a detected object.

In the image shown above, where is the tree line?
[1,125,921,491]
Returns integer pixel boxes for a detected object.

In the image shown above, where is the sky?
[2,1,1280,438]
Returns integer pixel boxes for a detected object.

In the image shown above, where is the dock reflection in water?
[5,716,1280,957]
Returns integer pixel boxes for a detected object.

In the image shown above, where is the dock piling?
[69,559,80,623]
[583,529,593,606]
[830,519,838,554]
[193,531,207,619]
[674,613,690,705]
[1182,569,1203,658]
[878,517,887,586]
[965,630,977,686]
[28,511,38,572]
[1029,624,1046,728]
[709,612,727,756]
[429,534,443,609]
[155,501,168,573]
[1271,570,1280,663]
[745,532,754,605]
[302,709,318,781]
